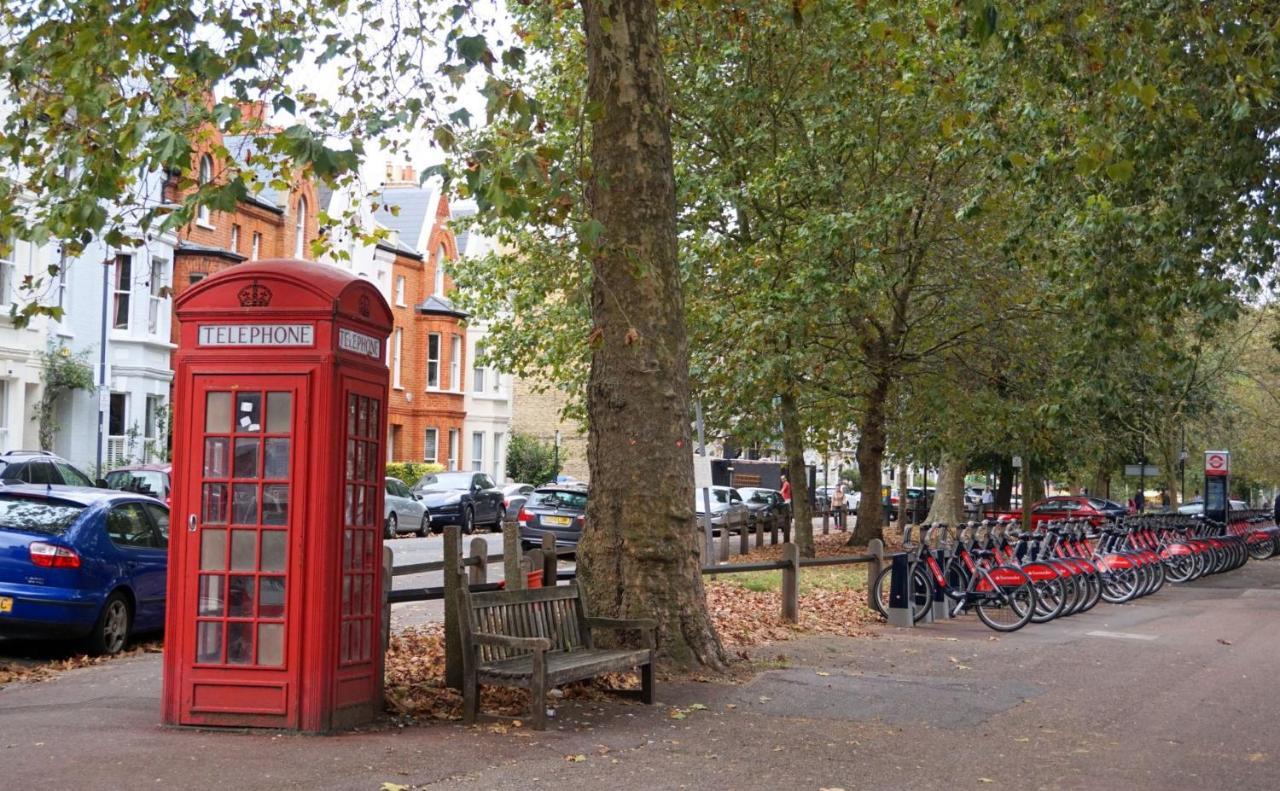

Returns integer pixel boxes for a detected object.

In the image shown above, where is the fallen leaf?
[978,779,994,784]
[688,703,708,711]
[1217,638,1232,646]
[380,784,410,791]
[565,754,587,763]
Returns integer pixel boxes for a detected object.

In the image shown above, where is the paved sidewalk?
[3,561,1280,790]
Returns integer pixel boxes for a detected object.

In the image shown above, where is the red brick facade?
[385,195,467,467]
[166,108,321,348]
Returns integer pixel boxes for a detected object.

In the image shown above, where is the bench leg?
[462,675,479,724]
[529,680,547,730]
[641,660,655,705]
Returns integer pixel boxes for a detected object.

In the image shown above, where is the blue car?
[0,485,169,654]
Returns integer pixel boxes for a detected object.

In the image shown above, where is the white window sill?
[195,220,216,231]
[393,385,404,391]
[395,302,406,308]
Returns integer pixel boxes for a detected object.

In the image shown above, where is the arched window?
[434,244,447,295]
[196,154,213,225]
[294,196,308,258]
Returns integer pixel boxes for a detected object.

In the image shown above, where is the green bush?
[505,432,562,486]
[386,461,445,489]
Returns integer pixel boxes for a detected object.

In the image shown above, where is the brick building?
[168,105,321,337]
[510,377,589,482]
[374,173,469,467]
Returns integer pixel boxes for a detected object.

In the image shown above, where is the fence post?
[503,520,523,590]
[739,519,749,555]
[468,536,488,586]
[443,525,463,689]
[541,532,557,586]
[379,544,392,710]
[718,526,730,562]
[822,507,830,535]
[781,542,800,623]
[770,518,779,546]
[866,538,883,604]
[755,517,765,548]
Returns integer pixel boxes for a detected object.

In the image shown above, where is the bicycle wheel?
[1030,576,1066,623]
[871,563,932,623]
[1247,534,1275,561]
[1163,551,1196,584]
[973,566,1036,633]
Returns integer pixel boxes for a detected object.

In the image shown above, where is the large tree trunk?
[780,390,813,557]
[576,0,725,670]
[995,455,1014,510]
[1021,459,1045,530]
[924,455,966,525]
[850,378,890,545]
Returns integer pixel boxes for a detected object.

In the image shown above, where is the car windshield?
[741,489,771,503]
[529,490,587,510]
[106,470,167,498]
[0,496,85,536]
[418,473,475,490]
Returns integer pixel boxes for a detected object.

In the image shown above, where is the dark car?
[412,471,504,534]
[0,450,99,488]
[104,464,172,505]
[0,485,169,654]
[519,485,588,550]
[737,487,789,532]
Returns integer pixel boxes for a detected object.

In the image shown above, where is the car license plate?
[0,596,12,614]
[544,516,572,527]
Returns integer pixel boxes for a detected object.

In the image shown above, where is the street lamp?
[553,429,560,482]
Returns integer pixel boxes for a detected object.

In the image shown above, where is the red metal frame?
[163,260,392,732]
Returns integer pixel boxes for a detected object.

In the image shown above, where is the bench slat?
[469,584,581,607]
[478,648,651,687]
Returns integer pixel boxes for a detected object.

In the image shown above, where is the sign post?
[1204,450,1230,526]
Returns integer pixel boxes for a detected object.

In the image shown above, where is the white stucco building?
[53,171,178,473]
[453,203,515,483]
[0,234,57,452]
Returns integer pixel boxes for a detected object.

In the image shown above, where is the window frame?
[450,334,461,391]
[423,427,439,464]
[196,155,214,226]
[426,333,441,389]
[394,276,406,307]
[147,257,167,335]
[112,254,132,330]
[391,328,403,389]
[471,431,484,473]
[293,197,308,258]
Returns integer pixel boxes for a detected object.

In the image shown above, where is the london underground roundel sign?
[1204,451,1230,477]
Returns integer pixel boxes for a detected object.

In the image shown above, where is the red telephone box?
[162,260,393,732]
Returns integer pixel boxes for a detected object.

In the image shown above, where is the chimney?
[237,101,268,129]
[401,165,416,183]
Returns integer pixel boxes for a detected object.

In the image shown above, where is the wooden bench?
[458,582,656,729]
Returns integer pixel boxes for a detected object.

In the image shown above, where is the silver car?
[384,477,428,538]
[694,485,750,536]
[502,483,536,524]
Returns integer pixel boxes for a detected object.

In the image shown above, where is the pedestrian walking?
[832,483,847,530]
[779,472,791,504]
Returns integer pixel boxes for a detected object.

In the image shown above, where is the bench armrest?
[471,631,551,652]
[585,617,657,650]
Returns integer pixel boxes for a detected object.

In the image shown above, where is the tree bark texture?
[851,377,891,545]
[780,390,813,557]
[576,0,726,670]
[995,455,1014,510]
[924,455,966,525]
[893,464,909,531]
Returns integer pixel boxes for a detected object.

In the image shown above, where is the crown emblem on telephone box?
[238,282,273,307]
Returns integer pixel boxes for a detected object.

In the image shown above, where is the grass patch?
[716,565,867,595]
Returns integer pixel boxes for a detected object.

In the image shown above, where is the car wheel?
[385,513,398,540]
[493,507,505,531]
[461,507,474,535]
[86,592,132,656]
[417,512,430,538]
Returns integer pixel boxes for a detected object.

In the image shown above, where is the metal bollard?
[886,553,914,628]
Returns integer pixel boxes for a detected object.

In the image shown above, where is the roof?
[107,464,172,473]
[372,183,437,251]
[176,240,247,262]
[375,235,423,261]
[0,483,142,506]
[451,202,478,257]
[223,134,290,210]
[416,294,468,319]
